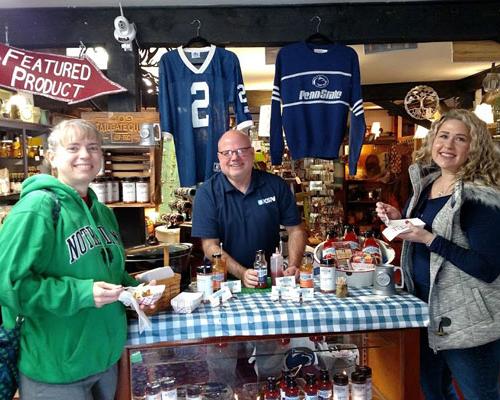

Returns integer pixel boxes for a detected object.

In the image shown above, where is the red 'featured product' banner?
[0,43,126,104]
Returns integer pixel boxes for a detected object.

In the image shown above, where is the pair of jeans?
[420,330,500,400]
[19,363,117,400]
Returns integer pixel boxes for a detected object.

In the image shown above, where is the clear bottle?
[160,376,177,400]
[350,371,367,400]
[356,365,372,400]
[254,249,268,289]
[90,176,107,203]
[317,369,332,400]
[270,247,284,286]
[332,373,349,400]
[299,253,314,288]
[320,258,336,294]
[185,384,202,400]
[264,376,280,400]
[212,253,226,290]
[304,372,318,400]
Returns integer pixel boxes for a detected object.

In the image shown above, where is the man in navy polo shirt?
[192,129,306,287]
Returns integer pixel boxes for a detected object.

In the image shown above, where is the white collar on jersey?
[177,45,216,74]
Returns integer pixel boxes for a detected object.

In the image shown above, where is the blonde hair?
[48,119,102,152]
[414,109,500,188]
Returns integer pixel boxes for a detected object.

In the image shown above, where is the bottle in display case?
[284,375,299,400]
[356,365,372,400]
[263,376,280,400]
[160,376,177,400]
[145,381,161,400]
[350,371,367,400]
[304,372,318,399]
[254,249,268,289]
[332,373,349,400]
[317,369,332,400]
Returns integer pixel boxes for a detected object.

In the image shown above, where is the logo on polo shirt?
[257,196,276,206]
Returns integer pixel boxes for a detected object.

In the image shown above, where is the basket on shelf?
[131,272,181,315]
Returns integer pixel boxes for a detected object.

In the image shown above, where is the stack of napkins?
[382,218,425,241]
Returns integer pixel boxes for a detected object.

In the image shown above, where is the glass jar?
[197,264,213,302]
[136,177,150,203]
[90,177,106,203]
[332,373,349,400]
[320,257,336,293]
[122,178,136,203]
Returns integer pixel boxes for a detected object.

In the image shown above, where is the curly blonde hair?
[414,109,500,188]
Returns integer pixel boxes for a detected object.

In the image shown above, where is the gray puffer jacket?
[401,163,500,351]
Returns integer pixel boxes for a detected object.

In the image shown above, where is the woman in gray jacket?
[376,109,500,400]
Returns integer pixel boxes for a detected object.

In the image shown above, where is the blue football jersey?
[158,45,253,186]
[270,42,366,175]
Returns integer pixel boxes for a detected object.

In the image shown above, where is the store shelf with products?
[100,145,161,208]
[117,286,428,400]
[0,118,50,202]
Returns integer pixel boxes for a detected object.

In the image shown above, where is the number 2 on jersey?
[191,82,209,128]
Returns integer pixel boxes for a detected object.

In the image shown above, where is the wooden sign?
[0,44,126,104]
[82,111,159,144]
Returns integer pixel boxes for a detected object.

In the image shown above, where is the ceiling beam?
[0,2,499,49]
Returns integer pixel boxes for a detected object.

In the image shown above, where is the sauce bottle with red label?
[362,231,382,265]
[264,376,280,400]
[284,376,300,400]
[317,369,332,400]
[304,372,318,400]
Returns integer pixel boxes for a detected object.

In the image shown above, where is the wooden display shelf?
[107,202,155,208]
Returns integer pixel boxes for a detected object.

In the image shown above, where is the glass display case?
[118,328,422,400]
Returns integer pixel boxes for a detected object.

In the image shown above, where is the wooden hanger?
[306,16,333,44]
[183,19,210,48]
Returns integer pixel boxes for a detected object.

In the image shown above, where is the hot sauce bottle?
[304,372,318,400]
[279,370,291,400]
[343,224,358,243]
[284,376,300,400]
[264,376,280,400]
[212,253,226,290]
[299,253,314,288]
[317,369,333,400]
[362,231,382,265]
[254,249,268,288]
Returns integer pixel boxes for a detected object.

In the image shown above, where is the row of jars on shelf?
[89,176,150,204]
[0,136,44,159]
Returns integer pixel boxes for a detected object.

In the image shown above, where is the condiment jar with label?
[332,373,349,400]
[356,365,372,400]
[160,376,177,400]
[350,371,367,400]
[300,253,314,288]
[196,263,213,302]
[320,258,336,293]
[122,178,136,203]
[90,177,107,203]
[145,381,162,400]
[136,177,150,203]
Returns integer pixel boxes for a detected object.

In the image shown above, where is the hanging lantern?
[482,63,500,93]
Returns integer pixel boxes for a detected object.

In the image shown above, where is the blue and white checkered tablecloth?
[127,288,429,345]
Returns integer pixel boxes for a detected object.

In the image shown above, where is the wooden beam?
[453,41,500,62]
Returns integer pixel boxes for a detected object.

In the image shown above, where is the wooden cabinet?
[102,144,161,208]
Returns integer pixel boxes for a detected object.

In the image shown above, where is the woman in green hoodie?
[0,119,139,399]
